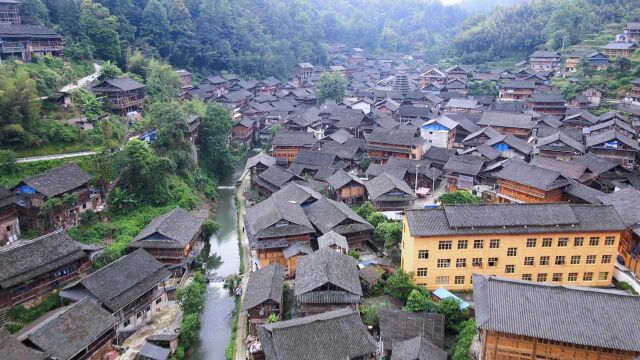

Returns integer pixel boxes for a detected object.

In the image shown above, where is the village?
[2,0,640,357]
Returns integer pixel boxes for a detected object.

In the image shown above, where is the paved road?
[16,151,97,163]
[59,63,102,93]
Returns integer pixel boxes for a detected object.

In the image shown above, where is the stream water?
[189,158,246,360]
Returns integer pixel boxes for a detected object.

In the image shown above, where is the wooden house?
[175,69,192,89]
[252,166,304,197]
[442,98,482,113]
[257,308,377,360]
[378,308,446,360]
[499,80,536,101]
[185,114,200,145]
[477,111,534,139]
[585,130,640,170]
[13,163,100,231]
[231,118,255,146]
[534,132,585,161]
[443,155,486,191]
[294,248,362,316]
[366,128,421,164]
[624,22,640,42]
[304,197,373,250]
[271,132,318,166]
[561,111,599,128]
[493,161,570,203]
[0,186,19,245]
[564,51,609,73]
[245,153,276,179]
[419,68,446,88]
[602,41,638,58]
[484,134,533,159]
[585,118,637,139]
[529,50,560,72]
[443,79,467,95]
[326,169,366,205]
[386,157,443,191]
[627,78,640,106]
[16,298,118,360]
[0,230,90,308]
[445,65,468,82]
[241,263,284,336]
[281,242,312,278]
[244,193,316,271]
[527,93,566,116]
[364,173,416,211]
[473,275,640,360]
[257,77,280,96]
[583,86,603,107]
[0,0,20,24]
[128,208,206,272]
[60,249,170,333]
[91,77,146,115]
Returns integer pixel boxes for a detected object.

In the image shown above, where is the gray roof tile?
[241,263,284,311]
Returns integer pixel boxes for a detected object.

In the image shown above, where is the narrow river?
[190,158,246,360]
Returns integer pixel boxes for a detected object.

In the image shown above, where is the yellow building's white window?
[602,255,612,264]
[570,255,581,265]
[568,273,578,281]
[457,240,468,249]
[436,276,449,285]
[537,273,547,282]
[456,258,466,268]
[487,257,497,267]
[473,240,484,249]
[523,257,534,266]
[574,237,584,247]
[586,255,597,264]
[416,267,428,277]
[437,259,451,268]
[489,239,500,249]
[454,276,465,285]
[598,271,609,281]
[418,250,429,260]
[522,274,532,281]
[583,272,594,281]
[555,256,566,265]
[505,265,515,274]
[552,273,563,282]
[472,258,483,267]
[438,240,452,250]
[589,237,600,246]
[605,236,616,246]
[542,238,552,247]
[539,256,549,266]
[507,247,517,256]
[526,238,537,248]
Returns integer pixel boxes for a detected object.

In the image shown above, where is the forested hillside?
[452,0,640,63]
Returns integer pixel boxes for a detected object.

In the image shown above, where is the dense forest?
[12,0,640,78]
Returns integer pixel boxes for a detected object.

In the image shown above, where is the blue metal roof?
[432,287,470,310]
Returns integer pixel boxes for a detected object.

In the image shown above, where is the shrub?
[384,269,415,302]
[79,210,97,225]
[202,219,220,239]
[348,249,361,260]
[452,320,476,360]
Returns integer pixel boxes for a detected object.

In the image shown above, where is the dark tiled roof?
[317,231,349,250]
[494,161,569,191]
[327,129,354,144]
[573,152,619,175]
[473,275,640,352]
[23,298,117,360]
[422,145,457,164]
[0,231,86,289]
[282,242,313,259]
[258,308,377,360]
[535,132,585,154]
[326,169,363,189]
[478,111,534,129]
[245,193,315,242]
[245,153,276,169]
[139,342,171,360]
[92,77,145,92]
[0,24,61,39]
[271,182,323,205]
[130,208,206,249]
[272,132,317,147]
[365,173,416,201]
[443,155,485,176]
[19,163,91,198]
[0,333,47,360]
[405,204,626,237]
[257,166,301,189]
[295,248,362,297]
[565,181,605,204]
[502,80,536,90]
[379,308,445,349]
[68,249,170,312]
[485,134,533,155]
[530,92,565,103]
[366,127,416,146]
[241,263,284,311]
[529,157,588,180]
[291,150,336,167]
[304,197,373,235]
[585,130,640,150]
[390,336,447,360]
[598,187,640,227]
[0,186,16,209]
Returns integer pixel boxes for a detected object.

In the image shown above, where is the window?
[438,241,452,250]
[457,240,468,249]
[505,265,515,274]
[526,238,536,248]
[454,276,465,285]
[552,273,563,282]
[602,255,612,264]
[522,274,532,281]
[539,256,550,266]
[507,247,517,256]
[456,258,467,268]
[156,298,162,305]
[586,255,596,264]
[473,239,484,249]
[537,273,547,282]
[574,237,584,247]
[437,259,451,268]
[605,236,616,246]
[598,272,609,281]
[418,250,429,259]
[542,238,552,247]
[487,257,498,267]
[555,256,565,265]
[436,276,449,285]
[589,237,600,246]
[570,255,581,265]
[136,312,142,319]
[568,272,578,282]
[489,239,500,248]
[123,319,131,327]
[557,238,568,247]
[472,258,483,267]
[417,268,428,277]
[583,272,593,281]
[524,257,534,266]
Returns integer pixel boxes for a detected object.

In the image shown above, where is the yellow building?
[401,203,626,290]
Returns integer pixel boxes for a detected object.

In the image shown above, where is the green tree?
[202,219,219,238]
[577,57,594,78]
[79,0,121,62]
[139,0,170,49]
[467,80,498,97]
[615,57,633,72]
[452,320,476,360]
[175,273,206,314]
[72,89,103,120]
[358,157,371,172]
[21,0,49,25]
[405,288,436,313]
[98,60,122,81]
[315,72,346,104]
[178,313,201,348]
[166,0,193,39]
[0,150,17,173]
[355,201,376,221]
[439,190,482,205]
[375,221,402,251]
[385,269,415,302]
[197,103,234,178]
[145,60,182,104]
[436,298,467,332]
